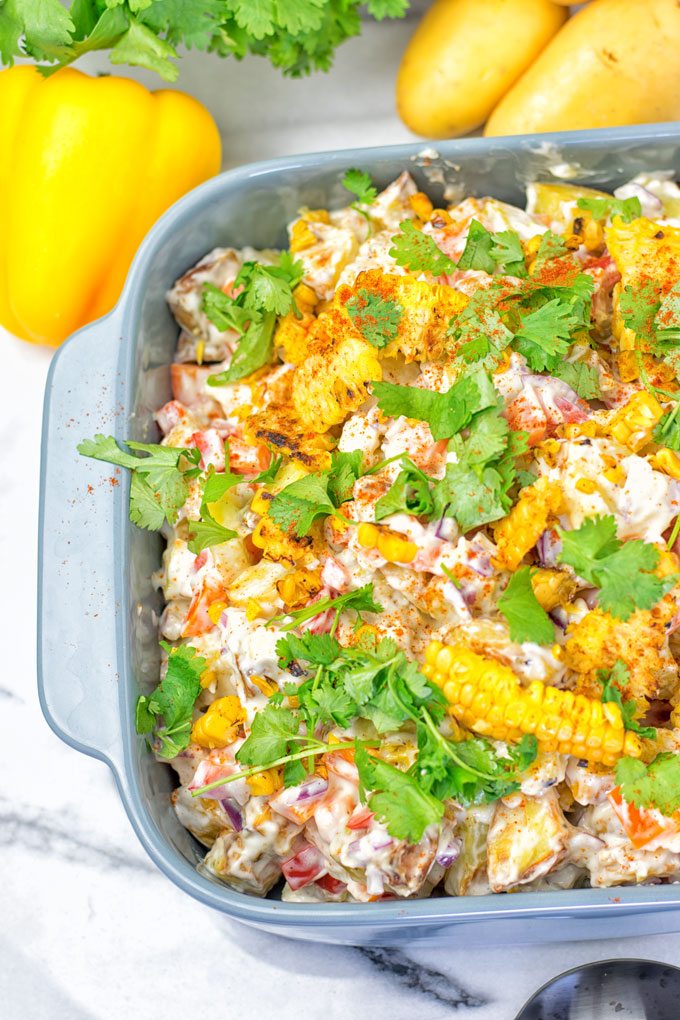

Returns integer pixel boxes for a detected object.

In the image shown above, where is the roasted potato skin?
[486,0,680,136]
[396,0,566,138]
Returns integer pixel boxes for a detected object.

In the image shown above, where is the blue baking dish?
[39,123,680,946]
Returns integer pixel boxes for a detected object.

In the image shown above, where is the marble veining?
[4,20,680,1020]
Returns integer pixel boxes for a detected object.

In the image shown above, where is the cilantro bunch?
[0,1,410,81]
[136,642,207,758]
[616,753,680,817]
[204,251,304,384]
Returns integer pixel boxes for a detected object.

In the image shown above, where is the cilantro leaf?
[342,167,377,206]
[187,515,237,554]
[457,219,496,274]
[557,515,675,620]
[552,361,601,400]
[655,282,680,349]
[268,472,340,537]
[327,449,363,506]
[205,250,304,384]
[355,744,444,843]
[276,632,341,668]
[375,460,434,521]
[654,406,680,452]
[619,280,660,345]
[514,299,579,372]
[389,220,454,276]
[136,642,207,758]
[534,231,567,269]
[346,288,402,348]
[577,195,642,224]
[497,566,555,645]
[372,368,497,440]
[457,220,527,277]
[236,705,300,766]
[616,753,680,817]
[598,660,656,740]
[78,434,200,531]
[272,583,383,631]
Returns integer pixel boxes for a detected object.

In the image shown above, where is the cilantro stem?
[363,453,410,477]
[421,709,498,782]
[189,740,375,797]
[668,514,680,552]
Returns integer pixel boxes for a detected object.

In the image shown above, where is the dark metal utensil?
[515,958,680,1020]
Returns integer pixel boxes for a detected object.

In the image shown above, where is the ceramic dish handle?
[38,310,126,771]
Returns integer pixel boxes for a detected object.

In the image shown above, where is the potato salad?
[81,168,680,902]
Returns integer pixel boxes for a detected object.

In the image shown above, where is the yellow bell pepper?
[0,66,221,347]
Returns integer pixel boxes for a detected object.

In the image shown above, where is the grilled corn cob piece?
[494,477,563,571]
[274,284,318,366]
[191,696,245,749]
[563,599,678,702]
[245,403,334,471]
[423,641,642,766]
[291,306,382,430]
[530,568,578,612]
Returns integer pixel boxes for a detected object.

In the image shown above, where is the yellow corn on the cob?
[357,522,418,564]
[252,515,316,566]
[493,477,562,571]
[607,391,664,453]
[276,568,322,608]
[423,641,642,766]
[191,696,245,750]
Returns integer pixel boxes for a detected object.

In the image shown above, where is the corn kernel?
[251,489,272,515]
[357,522,379,549]
[191,696,245,749]
[207,600,228,625]
[575,477,597,494]
[250,674,279,697]
[247,767,284,796]
[617,351,639,382]
[246,599,265,621]
[376,532,418,564]
[652,448,680,481]
[409,191,434,221]
[195,340,205,366]
[603,466,626,485]
[608,391,664,453]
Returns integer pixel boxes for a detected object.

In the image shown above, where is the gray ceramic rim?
[39,122,680,933]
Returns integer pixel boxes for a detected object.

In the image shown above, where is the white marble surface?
[4,15,680,1020]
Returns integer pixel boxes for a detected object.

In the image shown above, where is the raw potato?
[396,0,567,138]
[486,0,680,135]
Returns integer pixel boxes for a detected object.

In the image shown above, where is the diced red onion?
[293,776,329,803]
[221,798,243,832]
[435,840,461,868]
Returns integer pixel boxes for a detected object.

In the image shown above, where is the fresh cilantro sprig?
[355,744,444,842]
[557,515,677,620]
[497,566,555,646]
[615,753,680,817]
[78,434,201,531]
[136,642,207,758]
[654,404,680,452]
[1,1,410,82]
[372,367,497,441]
[346,288,402,348]
[553,361,601,400]
[598,660,656,740]
[270,583,383,632]
[375,457,435,521]
[577,195,642,224]
[205,251,304,385]
[389,220,454,275]
[342,168,378,221]
[457,220,527,277]
[533,231,567,270]
[186,460,241,553]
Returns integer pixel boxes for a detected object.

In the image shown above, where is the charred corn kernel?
[608,391,664,453]
[252,515,313,565]
[656,548,680,579]
[652,448,680,481]
[251,488,272,515]
[562,420,599,439]
[274,306,316,366]
[247,767,284,796]
[357,522,380,549]
[494,477,563,571]
[276,568,321,609]
[603,465,626,485]
[377,531,418,564]
[293,283,318,313]
[249,674,279,697]
[289,209,331,252]
[246,599,264,622]
[207,600,228,625]
[531,569,577,612]
[571,214,605,253]
[191,696,245,750]
[575,477,597,494]
[409,191,434,220]
[422,641,642,767]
